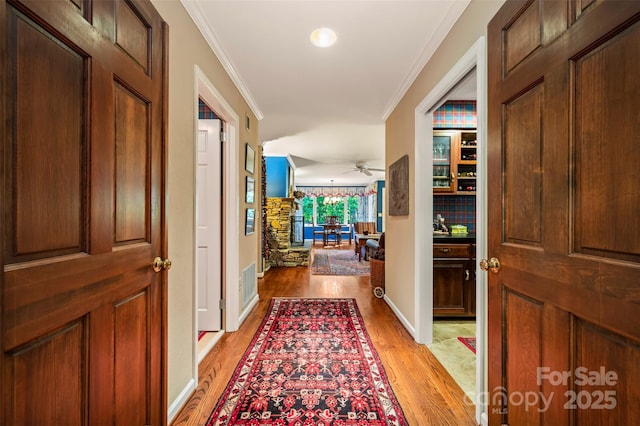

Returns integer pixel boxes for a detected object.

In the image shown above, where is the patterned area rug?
[311,249,370,275]
[206,298,407,425]
[457,336,476,354]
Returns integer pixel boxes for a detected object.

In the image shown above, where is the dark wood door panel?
[503,83,543,247]
[115,0,151,73]
[3,246,153,351]
[500,0,568,77]
[3,320,86,425]
[6,6,87,263]
[503,0,542,73]
[573,18,640,263]
[576,321,640,425]
[497,283,640,426]
[114,81,151,245]
[114,290,151,425]
[503,289,543,424]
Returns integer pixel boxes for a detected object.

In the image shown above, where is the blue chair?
[340,224,353,245]
[312,226,324,244]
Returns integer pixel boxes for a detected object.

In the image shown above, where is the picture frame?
[245,143,255,174]
[389,154,409,216]
[245,208,255,235]
[245,176,255,204]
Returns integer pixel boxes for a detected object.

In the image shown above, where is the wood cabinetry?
[433,243,476,317]
[433,130,477,195]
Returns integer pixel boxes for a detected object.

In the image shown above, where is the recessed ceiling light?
[310,27,337,48]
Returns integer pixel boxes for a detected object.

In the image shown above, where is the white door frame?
[193,65,240,344]
[414,37,488,425]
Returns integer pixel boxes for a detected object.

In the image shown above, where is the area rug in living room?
[206,298,407,425]
[311,248,370,275]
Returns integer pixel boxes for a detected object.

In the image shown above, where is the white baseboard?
[239,294,259,325]
[383,295,416,339]
[167,378,196,424]
[197,330,225,364]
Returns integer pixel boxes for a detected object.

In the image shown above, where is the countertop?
[432,233,476,244]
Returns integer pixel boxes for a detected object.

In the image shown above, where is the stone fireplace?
[265,197,310,267]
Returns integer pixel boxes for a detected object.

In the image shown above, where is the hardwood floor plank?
[171,249,477,425]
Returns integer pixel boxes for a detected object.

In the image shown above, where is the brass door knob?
[479,257,500,273]
[153,257,172,272]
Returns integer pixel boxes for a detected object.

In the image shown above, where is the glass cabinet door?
[433,131,454,192]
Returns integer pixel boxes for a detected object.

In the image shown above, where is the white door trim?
[192,66,241,375]
[414,37,487,425]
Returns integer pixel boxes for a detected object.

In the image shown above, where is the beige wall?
[385,0,504,327]
[150,0,260,412]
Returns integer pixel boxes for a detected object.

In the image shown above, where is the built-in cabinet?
[433,130,477,195]
[433,242,476,317]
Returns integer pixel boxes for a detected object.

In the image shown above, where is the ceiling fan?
[353,161,384,176]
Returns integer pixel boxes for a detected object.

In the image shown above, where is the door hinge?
[220,131,227,143]
[219,298,226,310]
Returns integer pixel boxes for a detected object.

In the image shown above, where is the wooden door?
[197,119,222,332]
[1,0,167,424]
[487,1,640,424]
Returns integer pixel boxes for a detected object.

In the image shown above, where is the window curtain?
[297,185,376,197]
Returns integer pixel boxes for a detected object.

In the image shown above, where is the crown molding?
[381,0,471,121]
[180,0,264,121]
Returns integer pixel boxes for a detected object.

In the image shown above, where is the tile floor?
[429,320,476,400]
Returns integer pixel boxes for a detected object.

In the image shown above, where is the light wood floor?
[171,248,477,425]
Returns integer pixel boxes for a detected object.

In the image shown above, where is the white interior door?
[197,119,222,331]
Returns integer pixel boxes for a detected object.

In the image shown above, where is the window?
[302,197,314,224]
[347,197,358,223]
[302,194,376,225]
[316,196,345,224]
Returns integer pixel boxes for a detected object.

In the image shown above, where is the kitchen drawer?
[433,244,470,258]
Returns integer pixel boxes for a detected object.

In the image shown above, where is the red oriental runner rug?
[206,298,407,425]
[457,336,476,354]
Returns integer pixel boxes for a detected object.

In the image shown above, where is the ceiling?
[181,0,473,186]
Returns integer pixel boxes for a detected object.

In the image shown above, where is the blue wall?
[303,224,352,242]
[376,180,385,232]
[265,157,290,197]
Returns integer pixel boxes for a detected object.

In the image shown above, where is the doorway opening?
[430,70,478,400]
[414,37,488,425]
[196,99,225,362]
[193,66,241,379]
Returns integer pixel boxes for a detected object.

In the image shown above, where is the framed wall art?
[246,176,255,204]
[245,208,255,235]
[245,143,255,174]
[389,154,409,216]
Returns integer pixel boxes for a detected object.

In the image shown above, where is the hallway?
[172,258,476,425]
